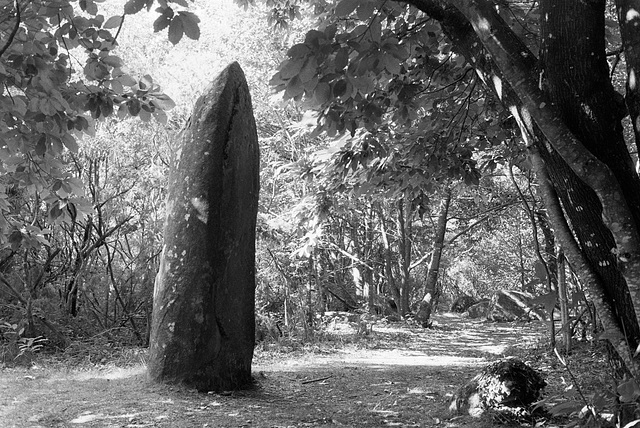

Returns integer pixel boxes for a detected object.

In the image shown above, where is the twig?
[301,375,332,384]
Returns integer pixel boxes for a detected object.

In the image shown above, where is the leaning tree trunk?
[416,186,451,327]
[147,62,260,391]
[404,0,640,375]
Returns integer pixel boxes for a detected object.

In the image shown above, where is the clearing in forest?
[0,314,602,427]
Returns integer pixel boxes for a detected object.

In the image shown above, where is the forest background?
[0,0,595,366]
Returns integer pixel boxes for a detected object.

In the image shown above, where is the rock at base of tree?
[487,290,546,322]
[449,358,546,417]
[466,300,491,318]
[147,62,259,392]
[450,295,478,313]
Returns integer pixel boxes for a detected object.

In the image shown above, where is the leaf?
[179,12,200,40]
[383,53,401,74]
[127,98,141,116]
[533,260,547,283]
[298,57,317,83]
[333,79,347,97]
[138,107,151,122]
[124,0,150,15]
[81,0,98,15]
[139,74,154,89]
[287,43,310,59]
[153,8,173,32]
[151,93,175,110]
[8,230,22,250]
[99,98,114,117]
[109,79,124,94]
[153,108,168,124]
[116,74,137,87]
[49,203,64,223]
[284,76,304,99]
[168,15,184,45]
[102,55,122,67]
[335,0,359,17]
[66,178,85,196]
[280,58,305,79]
[357,1,375,20]
[117,105,128,119]
[35,134,47,156]
[103,15,124,29]
[315,82,331,104]
[62,133,78,153]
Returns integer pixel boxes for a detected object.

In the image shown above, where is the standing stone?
[147,62,259,391]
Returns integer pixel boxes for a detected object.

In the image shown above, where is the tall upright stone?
[148,62,259,391]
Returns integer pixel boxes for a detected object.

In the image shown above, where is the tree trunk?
[557,249,571,354]
[404,0,640,374]
[538,0,640,365]
[148,62,260,391]
[617,0,640,158]
[416,187,451,327]
[397,198,413,315]
[379,208,401,313]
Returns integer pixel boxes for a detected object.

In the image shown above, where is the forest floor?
[0,313,612,428]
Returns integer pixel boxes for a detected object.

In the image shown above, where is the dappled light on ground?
[1,313,575,427]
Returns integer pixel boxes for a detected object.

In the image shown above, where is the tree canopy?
[0,0,191,244]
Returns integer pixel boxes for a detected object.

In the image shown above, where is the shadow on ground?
[0,313,548,428]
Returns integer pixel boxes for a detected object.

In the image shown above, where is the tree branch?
[0,0,20,59]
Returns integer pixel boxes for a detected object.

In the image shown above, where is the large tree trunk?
[147,62,260,391]
[404,0,640,372]
[538,0,640,365]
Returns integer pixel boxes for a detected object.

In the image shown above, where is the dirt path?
[0,314,548,428]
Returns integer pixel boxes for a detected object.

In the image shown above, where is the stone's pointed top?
[207,62,250,99]
[226,61,242,71]
[218,61,246,82]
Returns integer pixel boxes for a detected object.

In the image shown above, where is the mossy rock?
[449,358,546,417]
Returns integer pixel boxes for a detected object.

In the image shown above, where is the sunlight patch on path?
[70,412,141,424]
[255,348,487,372]
[45,364,146,382]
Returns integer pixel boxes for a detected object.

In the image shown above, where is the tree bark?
[530,146,637,373]
[557,249,571,354]
[415,186,451,327]
[397,199,413,315]
[148,62,260,391]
